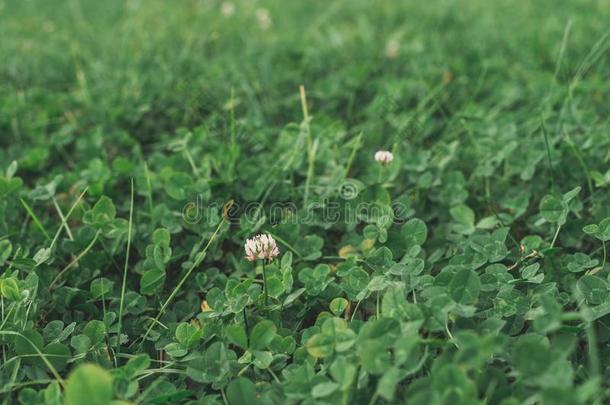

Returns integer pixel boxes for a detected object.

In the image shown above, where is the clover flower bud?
[385,39,400,59]
[374,150,394,165]
[256,8,272,30]
[221,2,235,17]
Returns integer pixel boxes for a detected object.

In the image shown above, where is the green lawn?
[1,0,610,404]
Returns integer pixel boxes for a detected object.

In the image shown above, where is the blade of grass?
[540,116,555,192]
[553,19,573,81]
[143,161,154,217]
[52,197,74,241]
[49,187,88,250]
[300,85,316,207]
[229,87,238,181]
[19,199,51,241]
[343,132,362,180]
[116,178,135,362]
[49,229,101,289]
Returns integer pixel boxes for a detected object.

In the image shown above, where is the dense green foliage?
[1,0,610,403]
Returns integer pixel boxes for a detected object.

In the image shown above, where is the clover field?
[1,0,610,404]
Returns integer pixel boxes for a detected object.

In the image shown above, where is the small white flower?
[221,2,235,17]
[244,234,280,261]
[385,39,400,59]
[256,8,272,30]
[375,150,394,165]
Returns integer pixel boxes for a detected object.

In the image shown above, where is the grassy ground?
[1,0,610,404]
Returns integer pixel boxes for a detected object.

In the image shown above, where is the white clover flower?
[256,8,272,30]
[221,2,235,17]
[244,233,280,261]
[385,39,400,59]
[375,150,394,165]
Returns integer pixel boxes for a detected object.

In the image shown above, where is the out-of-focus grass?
[1,0,608,155]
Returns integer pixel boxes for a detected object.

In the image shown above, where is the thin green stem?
[300,85,315,207]
[343,132,362,181]
[237,364,251,376]
[143,161,154,217]
[184,149,199,177]
[49,187,88,249]
[0,302,15,331]
[553,19,572,81]
[350,299,362,322]
[1,296,4,364]
[229,87,238,180]
[221,388,229,405]
[49,229,101,289]
[602,240,607,270]
[341,388,350,405]
[7,379,55,391]
[20,199,51,241]
[540,117,555,192]
[445,319,460,349]
[268,368,280,383]
[52,197,74,241]
[261,260,269,307]
[116,178,135,361]
[243,307,250,345]
[550,224,562,248]
[376,291,380,319]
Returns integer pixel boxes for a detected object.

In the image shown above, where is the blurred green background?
[1,0,608,165]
